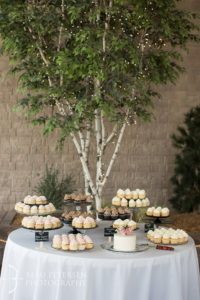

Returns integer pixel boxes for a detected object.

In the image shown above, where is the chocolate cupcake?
[104,210,111,220]
[111,211,118,220]
[98,208,104,220]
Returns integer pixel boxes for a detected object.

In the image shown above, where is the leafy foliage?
[0,0,199,141]
[170,106,200,212]
[34,166,75,209]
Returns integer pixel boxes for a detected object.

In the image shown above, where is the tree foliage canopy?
[0,0,199,142]
[170,106,200,212]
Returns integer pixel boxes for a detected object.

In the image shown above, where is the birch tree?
[0,0,199,209]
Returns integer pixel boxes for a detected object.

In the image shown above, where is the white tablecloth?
[0,223,200,300]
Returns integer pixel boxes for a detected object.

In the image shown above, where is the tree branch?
[101,111,129,188]
[57,0,65,52]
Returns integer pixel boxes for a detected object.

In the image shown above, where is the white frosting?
[114,233,136,251]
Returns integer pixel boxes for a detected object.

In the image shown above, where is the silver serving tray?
[101,243,149,253]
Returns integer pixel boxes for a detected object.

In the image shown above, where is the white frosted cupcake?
[121,198,128,207]
[136,199,142,207]
[128,220,137,230]
[161,207,170,217]
[125,189,132,199]
[153,208,161,217]
[24,195,32,204]
[22,217,29,227]
[39,205,46,214]
[162,233,170,244]
[146,207,153,216]
[44,219,52,229]
[139,190,146,199]
[171,233,179,244]
[112,196,121,206]
[144,198,150,206]
[69,240,78,251]
[129,199,136,208]
[132,190,138,200]
[116,189,125,199]
[53,235,62,249]
[142,199,147,207]
[23,205,30,215]
[153,233,162,244]
[30,205,38,215]
[27,218,35,229]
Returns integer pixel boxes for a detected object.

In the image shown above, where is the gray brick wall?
[0,0,199,210]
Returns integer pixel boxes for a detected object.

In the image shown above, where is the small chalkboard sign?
[104,227,116,237]
[35,231,49,242]
[144,223,154,233]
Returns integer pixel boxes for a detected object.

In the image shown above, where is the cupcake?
[72,217,79,227]
[153,233,162,244]
[147,230,154,241]
[129,199,136,208]
[23,205,30,215]
[111,211,118,220]
[145,198,150,206]
[125,189,132,200]
[27,218,35,229]
[162,233,170,244]
[146,207,153,216]
[153,209,160,217]
[113,219,123,229]
[142,199,148,207]
[62,237,69,250]
[116,189,125,199]
[121,198,128,207]
[44,220,52,229]
[35,219,44,230]
[22,217,29,227]
[171,234,179,244]
[161,207,170,217]
[78,242,86,251]
[132,190,138,200]
[135,199,142,208]
[69,240,78,251]
[30,205,38,215]
[128,220,137,230]
[104,210,111,220]
[84,236,94,249]
[138,190,146,199]
[98,208,104,219]
[24,195,32,204]
[83,218,92,229]
[112,196,121,206]
[52,235,62,249]
[39,205,46,214]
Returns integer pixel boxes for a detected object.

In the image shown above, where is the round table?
[0,222,200,300]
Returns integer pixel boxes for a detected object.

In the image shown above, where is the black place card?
[144,223,154,233]
[104,227,116,237]
[35,231,49,242]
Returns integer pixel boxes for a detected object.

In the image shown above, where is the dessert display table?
[0,222,200,300]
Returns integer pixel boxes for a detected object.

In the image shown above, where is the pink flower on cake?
[118,226,133,236]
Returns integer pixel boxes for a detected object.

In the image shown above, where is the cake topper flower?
[118,225,133,236]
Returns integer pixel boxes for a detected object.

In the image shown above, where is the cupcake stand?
[143,214,172,229]
[16,202,63,250]
[62,198,96,234]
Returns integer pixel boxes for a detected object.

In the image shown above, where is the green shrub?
[34,166,75,209]
[170,106,200,212]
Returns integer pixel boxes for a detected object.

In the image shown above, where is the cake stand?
[143,215,172,228]
[22,224,64,250]
[15,198,61,250]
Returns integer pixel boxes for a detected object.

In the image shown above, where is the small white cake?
[113,233,136,251]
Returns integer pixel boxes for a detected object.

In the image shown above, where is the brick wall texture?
[0,0,200,210]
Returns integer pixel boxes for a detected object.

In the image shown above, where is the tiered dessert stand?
[15,197,63,250]
[62,194,95,234]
